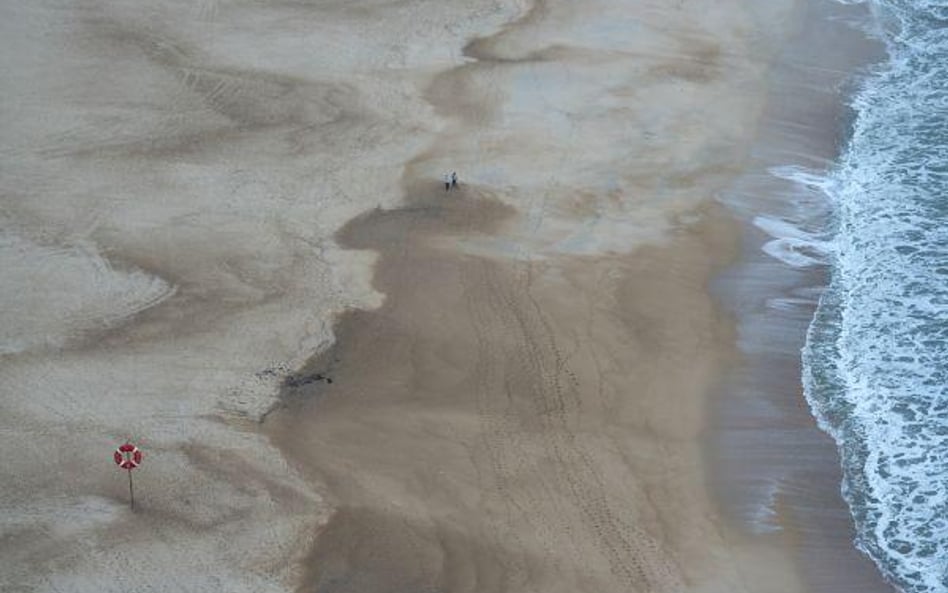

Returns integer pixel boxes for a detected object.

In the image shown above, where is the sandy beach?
[0,0,894,592]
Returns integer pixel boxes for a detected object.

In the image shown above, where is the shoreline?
[710,0,894,591]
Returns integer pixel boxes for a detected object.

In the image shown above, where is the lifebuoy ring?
[113,443,143,470]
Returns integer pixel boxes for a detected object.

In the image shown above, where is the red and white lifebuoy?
[113,443,143,470]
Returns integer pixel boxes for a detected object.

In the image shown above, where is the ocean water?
[802,1,948,591]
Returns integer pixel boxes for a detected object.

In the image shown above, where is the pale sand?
[0,0,881,591]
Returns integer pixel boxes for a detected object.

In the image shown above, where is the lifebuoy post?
[113,441,143,509]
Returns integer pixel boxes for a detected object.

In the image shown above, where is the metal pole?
[127,467,135,509]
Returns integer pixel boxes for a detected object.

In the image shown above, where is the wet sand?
[268,190,800,592]
[711,1,895,591]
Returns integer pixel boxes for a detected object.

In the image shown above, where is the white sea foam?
[753,166,835,269]
[803,2,948,590]
[755,213,832,268]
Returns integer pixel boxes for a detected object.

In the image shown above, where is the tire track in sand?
[460,256,685,592]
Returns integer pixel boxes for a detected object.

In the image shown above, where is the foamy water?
[802,1,948,590]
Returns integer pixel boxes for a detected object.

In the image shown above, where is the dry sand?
[0,0,889,591]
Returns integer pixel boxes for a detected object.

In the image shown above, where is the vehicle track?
[460,256,685,592]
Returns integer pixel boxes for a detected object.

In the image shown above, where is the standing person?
[443,173,451,191]
[451,171,458,189]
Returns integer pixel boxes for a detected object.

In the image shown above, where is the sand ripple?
[0,233,174,354]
